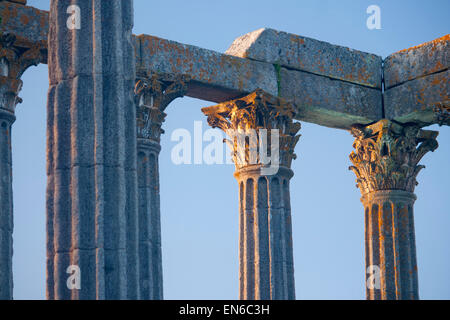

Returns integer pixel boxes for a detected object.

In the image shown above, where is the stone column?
[202,89,301,300]
[0,33,44,300]
[134,72,188,300]
[46,0,138,300]
[349,119,438,300]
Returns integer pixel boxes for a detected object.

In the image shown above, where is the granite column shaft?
[46,0,138,300]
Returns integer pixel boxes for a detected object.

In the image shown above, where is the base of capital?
[0,108,16,124]
[361,189,417,205]
[137,138,162,154]
[234,164,293,180]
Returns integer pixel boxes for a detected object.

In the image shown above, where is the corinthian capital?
[134,71,189,141]
[0,34,45,79]
[0,34,45,114]
[202,89,301,170]
[349,119,438,195]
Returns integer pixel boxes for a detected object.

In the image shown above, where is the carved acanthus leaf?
[202,89,301,169]
[134,71,189,141]
[349,120,438,195]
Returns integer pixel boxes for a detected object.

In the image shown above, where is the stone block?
[0,1,48,50]
[280,67,382,129]
[384,35,449,89]
[137,34,278,102]
[226,28,382,89]
[384,70,449,125]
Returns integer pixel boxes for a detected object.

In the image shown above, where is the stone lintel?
[4,1,27,5]
[383,35,449,126]
[384,69,449,126]
[138,34,382,129]
[137,34,279,102]
[0,1,48,63]
[226,28,383,89]
[280,67,382,129]
[384,35,449,89]
[202,89,301,171]
[2,2,446,128]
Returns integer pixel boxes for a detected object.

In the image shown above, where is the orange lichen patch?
[431,74,446,86]
[19,12,29,24]
[39,10,48,31]
[395,34,449,55]
[1,2,49,50]
[289,35,305,45]
[430,61,445,73]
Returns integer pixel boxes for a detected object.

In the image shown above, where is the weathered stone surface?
[4,2,448,129]
[0,33,46,80]
[3,1,26,5]
[384,70,449,125]
[0,74,17,301]
[138,35,382,129]
[362,190,419,300]
[137,146,163,300]
[234,170,295,300]
[384,35,449,89]
[203,90,298,300]
[349,120,439,300]
[227,28,382,89]
[0,118,14,300]
[280,67,382,129]
[47,0,138,300]
[137,34,278,102]
[134,72,187,300]
[0,26,45,300]
[1,4,383,129]
[0,1,48,55]
[349,119,439,195]
[383,36,449,126]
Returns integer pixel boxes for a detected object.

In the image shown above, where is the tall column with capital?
[349,119,439,300]
[202,89,301,300]
[134,72,188,300]
[46,0,138,299]
[0,33,44,300]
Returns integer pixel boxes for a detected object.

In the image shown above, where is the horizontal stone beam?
[137,34,382,129]
[136,34,278,102]
[0,1,48,63]
[226,28,383,89]
[280,68,382,129]
[384,70,449,125]
[2,2,445,128]
[384,35,449,89]
[383,35,449,126]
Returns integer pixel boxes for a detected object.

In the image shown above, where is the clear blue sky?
[12,0,449,299]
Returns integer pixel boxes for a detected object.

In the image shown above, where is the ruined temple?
[0,0,448,300]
